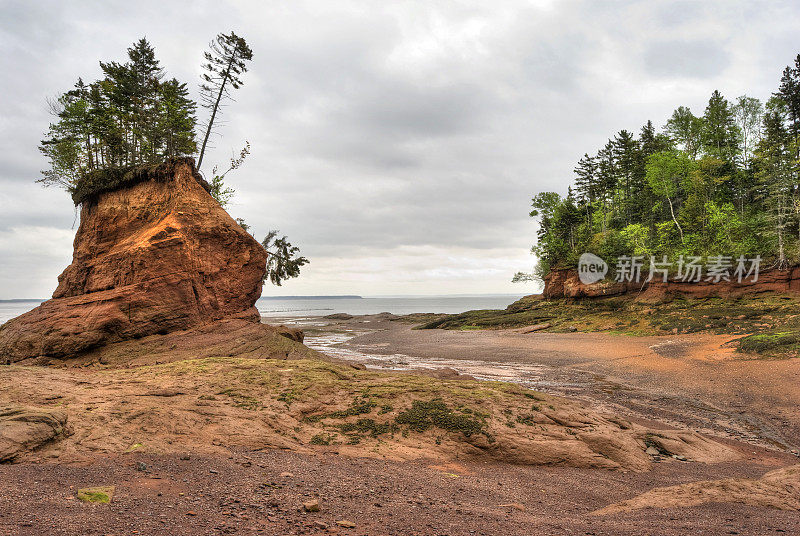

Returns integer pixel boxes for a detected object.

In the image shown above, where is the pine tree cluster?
[38,38,197,197]
[525,54,800,280]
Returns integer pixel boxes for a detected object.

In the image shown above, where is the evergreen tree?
[262,231,310,286]
[573,153,597,228]
[126,38,164,162]
[39,38,197,192]
[595,140,618,232]
[612,129,638,225]
[158,79,197,157]
[753,99,793,267]
[776,54,800,150]
[197,32,253,170]
[702,90,741,165]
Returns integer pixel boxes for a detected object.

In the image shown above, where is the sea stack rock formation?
[0,158,269,363]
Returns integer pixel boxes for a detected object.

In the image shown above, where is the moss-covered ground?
[117,357,543,448]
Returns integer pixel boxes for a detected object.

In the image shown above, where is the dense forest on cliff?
[521,53,800,281]
[38,33,252,203]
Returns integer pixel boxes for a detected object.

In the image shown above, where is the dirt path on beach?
[316,318,800,453]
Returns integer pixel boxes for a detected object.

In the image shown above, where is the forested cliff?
[521,53,800,282]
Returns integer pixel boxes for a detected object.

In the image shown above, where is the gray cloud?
[643,39,730,78]
[1,0,799,297]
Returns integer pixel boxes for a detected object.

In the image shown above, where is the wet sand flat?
[297,316,800,453]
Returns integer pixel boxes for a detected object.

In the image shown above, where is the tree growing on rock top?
[197,32,253,171]
[39,37,197,191]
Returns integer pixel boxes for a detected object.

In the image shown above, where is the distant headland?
[258,295,363,300]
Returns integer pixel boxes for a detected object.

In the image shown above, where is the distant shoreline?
[259,295,363,300]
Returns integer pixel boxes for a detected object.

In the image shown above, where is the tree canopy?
[39,38,197,193]
[522,53,800,280]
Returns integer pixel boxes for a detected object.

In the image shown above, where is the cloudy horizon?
[1,0,799,298]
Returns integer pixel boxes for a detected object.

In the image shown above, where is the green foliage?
[394,399,487,437]
[77,486,114,504]
[520,54,800,277]
[337,418,391,438]
[39,39,197,195]
[262,230,309,286]
[310,432,335,445]
[738,332,800,356]
[209,141,249,208]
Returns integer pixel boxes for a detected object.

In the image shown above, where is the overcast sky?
[1,1,799,298]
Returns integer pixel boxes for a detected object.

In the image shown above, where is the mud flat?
[294,314,800,453]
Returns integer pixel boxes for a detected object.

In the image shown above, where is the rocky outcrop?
[543,266,800,300]
[0,406,69,462]
[593,464,800,514]
[0,158,269,363]
[543,268,641,298]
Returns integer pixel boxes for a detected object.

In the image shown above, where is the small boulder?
[303,499,320,512]
[0,406,68,463]
[275,325,304,343]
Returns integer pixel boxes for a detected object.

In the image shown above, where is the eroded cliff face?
[0,159,269,362]
[543,266,800,300]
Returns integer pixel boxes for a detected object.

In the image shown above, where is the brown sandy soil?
[1,450,798,536]
[332,319,800,452]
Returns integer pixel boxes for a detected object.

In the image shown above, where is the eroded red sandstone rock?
[0,159,269,362]
[543,266,800,300]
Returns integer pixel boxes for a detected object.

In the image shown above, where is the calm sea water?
[259,295,523,317]
[0,301,44,325]
[0,295,524,324]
